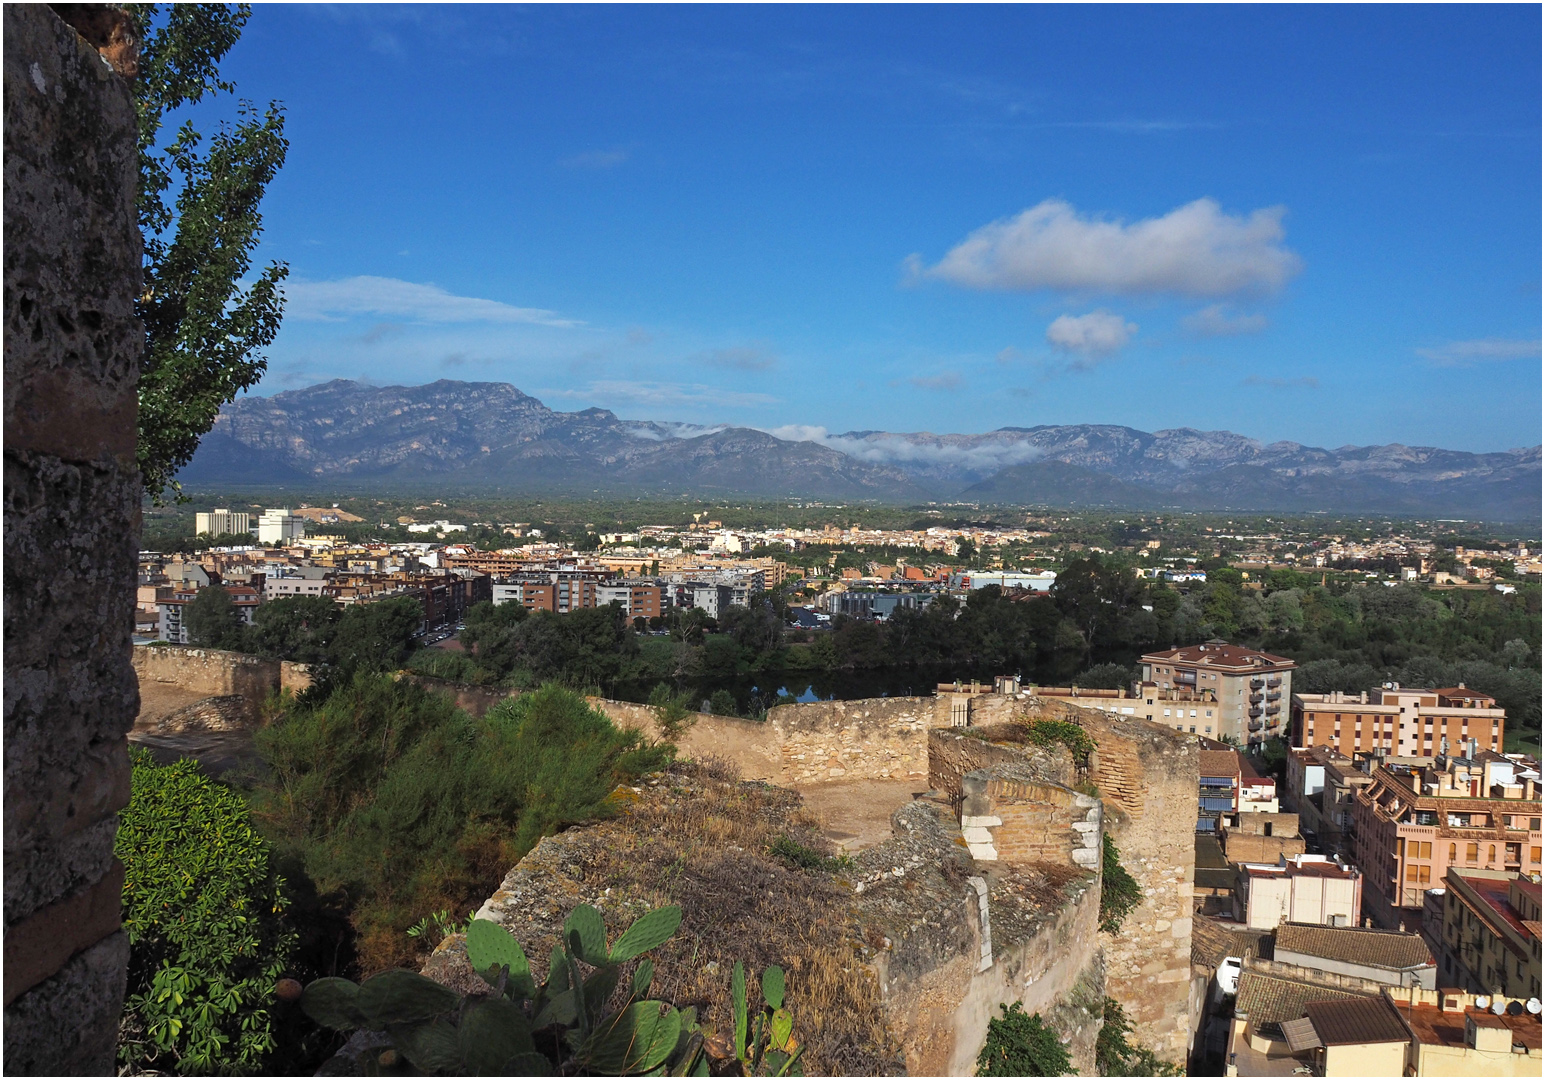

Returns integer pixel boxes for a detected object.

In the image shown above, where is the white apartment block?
[195,508,250,537]
[257,508,306,545]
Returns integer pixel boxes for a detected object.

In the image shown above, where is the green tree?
[116,748,295,1074]
[247,594,341,662]
[1095,997,1181,1076]
[183,583,246,648]
[129,3,289,500]
[328,596,423,675]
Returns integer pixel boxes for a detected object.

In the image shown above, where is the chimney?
[1359,690,1368,704]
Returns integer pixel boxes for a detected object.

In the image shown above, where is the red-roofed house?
[1140,641,1295,748]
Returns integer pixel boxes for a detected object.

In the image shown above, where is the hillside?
[179,380,1542,519]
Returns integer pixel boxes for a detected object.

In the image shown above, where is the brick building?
[1291,684,1505,757]
[1351,752,1542,930]
[1439,869,1542,999]
[1139,642,1295,747]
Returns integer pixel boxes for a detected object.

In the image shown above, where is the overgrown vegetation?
[1095,997,1182,1076]
[247,680,671,972]
[301,903,803,1076]
[975,1002,1073,1076]
[1099,834,1142,935]
[116,749,295,1074]
[1024,719,1097,769]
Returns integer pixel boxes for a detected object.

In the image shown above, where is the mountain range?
[179,380,1542,520]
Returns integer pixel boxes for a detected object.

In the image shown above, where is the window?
[1420,842,1432,859]
[1420,865,1431,883]
[1406,864,1419,882]
[1489,845,1497,863]
[1467,843,1479,862]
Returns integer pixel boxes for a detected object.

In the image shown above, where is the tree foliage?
[128,3,288,500]
[976,1002,1073,1076]
[116,748,295,1074]
[250,679,671,971]
[1095,997,1181,1076]
[183,582,246,649]
[1100,833,1142,935]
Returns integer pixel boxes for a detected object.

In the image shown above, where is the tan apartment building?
[1440,870,1542,999]
[1351,752,1543,930]
[1291,684,1505,757]
[1140,642,1295,747]
[1235,855,1362,931]
[1286,746,1374,859]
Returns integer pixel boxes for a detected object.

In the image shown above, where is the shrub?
[1096,997,1181,1076]
[1025,719,1096,768]
[708,688,739,717]
[768,835,849,873]
[1100,834,1142,934]
[648,681,697,741]
[251,679,672,972]
[116,748,296,1074]
[976,1002,1072,1076]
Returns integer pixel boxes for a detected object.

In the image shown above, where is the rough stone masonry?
[4,5,142,1072]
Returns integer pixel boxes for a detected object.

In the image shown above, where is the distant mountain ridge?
[179,379,1542,519]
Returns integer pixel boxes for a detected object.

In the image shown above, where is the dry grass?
[474,764,903,1074]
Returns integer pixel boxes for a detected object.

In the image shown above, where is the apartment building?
[492,573,598,615]
[263,565,331,600]
[1286,746,1374,859]
[194,508,249,537]
[156,585,261,643]
[1139,641,1295,746]
[1351,751,1543,930]
[1291,683,1505,757]
[595,583,664,621]
[1235,854,1363,931]
[256,507,306,545]
[1439,869,1542,999]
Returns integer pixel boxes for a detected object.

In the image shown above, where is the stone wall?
[768,697,935,785]
[3,6,141,1071]
[590,699,783,782]
[132,643,280,725]
[937,696,1201,1065]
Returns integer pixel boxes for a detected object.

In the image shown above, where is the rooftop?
[1452,871,1536,944]
[1143,642,1296,670]
[1275,922,1433,972]
[1402,1002,1543,1052]
[1200,749,1242,779]
[1304,995,1411,1046]
[1235,967,1374,1027]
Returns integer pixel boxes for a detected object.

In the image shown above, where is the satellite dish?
[1506,1001,1523,1016]
[1526,998,1542,1015]
[1475,996,1490,1009]
[1491,999,1507,1015]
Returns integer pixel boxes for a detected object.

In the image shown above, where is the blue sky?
[213,4,1540,452]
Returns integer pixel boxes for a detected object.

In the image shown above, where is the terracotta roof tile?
[1275,923,1433,971]
[1304,996,1410,1046]
[1234,969,1374,1026]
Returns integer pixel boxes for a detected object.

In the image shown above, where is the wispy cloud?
[561,147,631,169]
[915,197,1302,298]
[286,276,577,327]
[702,345,778,371]
[548,381,778,409]
[1416,338,1541,366]
[1046,311,1137,362]
[1184,303,1268,337]
[764,426,1046,470]
[905,371,964,391]
[1242,375,1319,389]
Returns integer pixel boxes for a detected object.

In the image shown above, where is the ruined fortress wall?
[132,644,280,724]
[590,699,783,783]
[1051,701,1200,1065]
[767,697,935,785]
[929,727,1075,800]
[3,6,140,1070]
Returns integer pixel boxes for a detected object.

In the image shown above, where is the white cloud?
[763,427,1046,471]
[285,276,577,327]
[1046,311,1137,358]
[548,381,778,409]
[1184,303,1268,337]
[921,197,1302,297]
[1416,338,1541,366]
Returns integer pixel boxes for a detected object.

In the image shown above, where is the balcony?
[1265,702,1281,714]
[1250,677,1265,689]
[1249,720,1265,732]
[1249,693,1264,704]
[1266,691,1281,702]
[1267,677,1283,688]
[1249,706,1264,718]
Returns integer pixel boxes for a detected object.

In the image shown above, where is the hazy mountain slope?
[179,379,1541,518]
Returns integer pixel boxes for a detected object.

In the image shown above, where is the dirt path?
[795,778,926,853]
